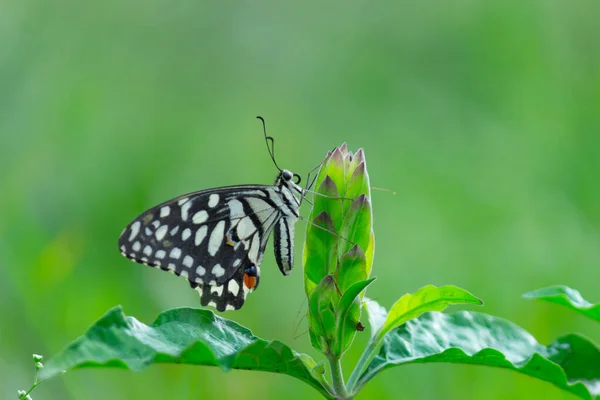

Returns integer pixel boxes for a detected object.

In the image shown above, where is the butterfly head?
[276,169,302,186]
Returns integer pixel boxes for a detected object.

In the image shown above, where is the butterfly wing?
[273,216,297,275]
[118,185,285,310]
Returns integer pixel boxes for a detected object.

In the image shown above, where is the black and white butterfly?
[118,118,307,311]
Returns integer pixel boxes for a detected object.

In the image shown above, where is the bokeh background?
[2,1,599,399]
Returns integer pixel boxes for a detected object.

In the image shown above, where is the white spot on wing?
[233,259,242,267]
[129,221,141,241]
[152,220,160,228]
[120,245,126,253]
[227,199,244,219]
[225,305,235,311]
[212,264,225,278]
[155,225,168,241]
[195,287,203,297]
[160,206,170,218]
[208,194,219,208]
[246,190,267,197]
[180,270,189,279]
[143,245,152,256]
[243,283,251,295]
[195,225,208,246]
[196,265,206,276]
[169,247,181,259]
[248,234,260,264]
[178,197,189,206]
[246,198,272,218]
[208,221,226,256]
[170,226,179,236]
[145,227,152,236]
[182,255,193,268]
[212,285,224,296]
[192,210,209,224]
[132,241,141,251]
[156,250,166,259]
[207,301,217,308]
[228,280,240,296]
[236,217,256,240]
[182,228,191,241]
[181,201,192,221]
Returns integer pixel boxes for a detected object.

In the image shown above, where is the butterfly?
[118,117,307,311]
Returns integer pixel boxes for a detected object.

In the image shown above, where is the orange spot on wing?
[243,273,257,290]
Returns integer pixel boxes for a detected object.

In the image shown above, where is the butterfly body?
[119,169,303,311]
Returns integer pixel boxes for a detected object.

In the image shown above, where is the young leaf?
[333,278,376,355]
[308,275,340,352]
[336,245,368,293]
[304,211,338,290]
[379,285,483,340]
[338,194,372,260]
[39,306,334,399]
[359,311,600,400]
[363,297,387,339]
[523,285,600,323]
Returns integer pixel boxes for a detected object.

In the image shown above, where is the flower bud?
[303,144,374,356]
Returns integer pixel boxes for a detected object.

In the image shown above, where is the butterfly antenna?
[257,116,282,172]
[371,186,396,195]
[298,160,323,207]
[303,189,355,202]
[298,215,357,247]
[293,329,310,341]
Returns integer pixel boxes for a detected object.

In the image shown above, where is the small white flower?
[26,395,32,400]
[17,390,26,398]
[35,362,43,370]
[32,354,43,362]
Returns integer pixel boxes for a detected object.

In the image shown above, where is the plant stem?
[328,355,351,400]
[20,373,41,399]
[346,336,380,392]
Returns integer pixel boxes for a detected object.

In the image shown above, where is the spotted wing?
[188,257,261,311]
[118,185,284,311]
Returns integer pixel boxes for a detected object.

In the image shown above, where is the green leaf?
[39,306,333,399]
[338,279,376,323]
[523,285,600,322]
[359,311,600,400]
[344,158,370,213]
[315,147,346,201]
[336,245,367,293]
[304,211,337,290]
[346,285,483,391]
[363,297,387,339]
[308,275,340,352]
[380,285,483,339]
[312,176,343,232]
[333,278,376,355]
[338,194,372,258]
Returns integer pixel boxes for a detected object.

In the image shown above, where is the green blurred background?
[2,1,599,399]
